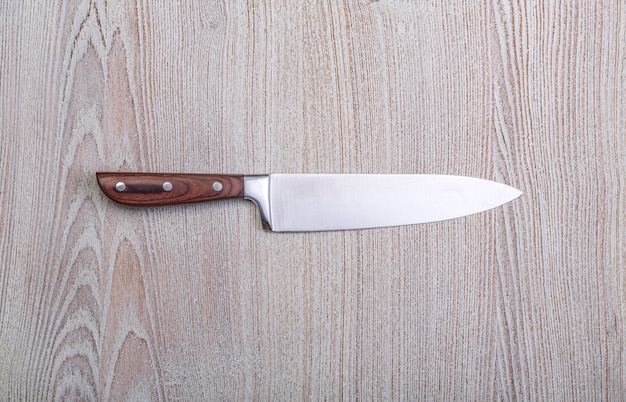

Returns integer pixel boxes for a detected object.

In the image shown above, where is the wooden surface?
[1,1,624,400]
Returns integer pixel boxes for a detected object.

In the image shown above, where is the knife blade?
[96,172,521,232]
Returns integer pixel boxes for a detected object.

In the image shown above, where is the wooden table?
[1,1,624,399]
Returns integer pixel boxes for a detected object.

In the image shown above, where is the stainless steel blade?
[244,174,521,232]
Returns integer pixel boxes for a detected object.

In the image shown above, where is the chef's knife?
[96,173,521,232]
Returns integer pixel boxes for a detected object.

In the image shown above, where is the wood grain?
[1,0,624,400]
[96,172,244,206]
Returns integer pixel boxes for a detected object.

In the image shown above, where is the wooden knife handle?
[96,172,244,206]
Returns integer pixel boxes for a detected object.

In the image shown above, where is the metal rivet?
[163,181,173,191]
[213,181,223,191]
[115,182,126,192]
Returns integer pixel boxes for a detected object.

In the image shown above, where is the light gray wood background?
[1,0,624,400]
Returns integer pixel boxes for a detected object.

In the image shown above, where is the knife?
[96,172,521,232]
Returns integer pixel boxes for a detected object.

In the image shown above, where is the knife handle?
[96,172,244,206]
